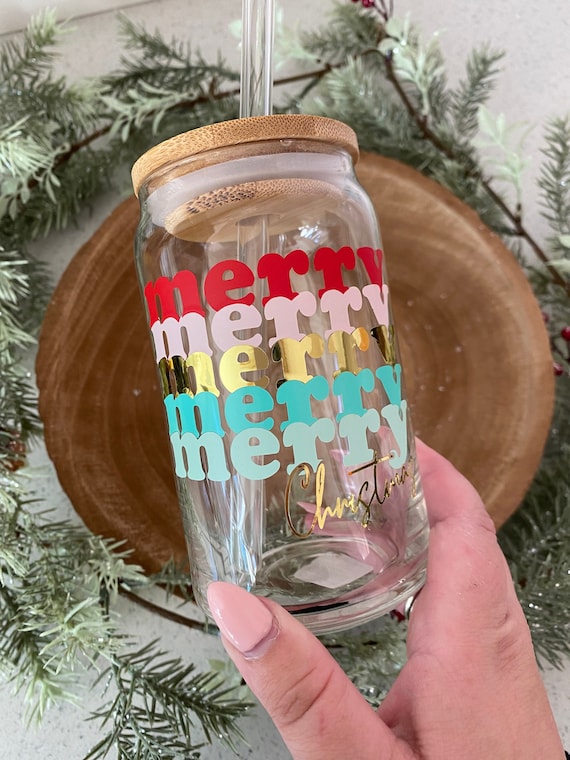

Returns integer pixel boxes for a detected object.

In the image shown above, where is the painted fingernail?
[207,582,278,658]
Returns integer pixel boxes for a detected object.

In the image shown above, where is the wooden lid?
[131,114,359,196]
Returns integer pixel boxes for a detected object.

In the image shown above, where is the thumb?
[207,582,402,760]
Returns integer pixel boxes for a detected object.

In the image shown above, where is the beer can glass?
[131,114,429,633]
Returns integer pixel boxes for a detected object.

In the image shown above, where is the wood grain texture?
[131,114,359,195]
[36,154,554,573]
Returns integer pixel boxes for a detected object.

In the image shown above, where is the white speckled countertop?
[1,1,568,757]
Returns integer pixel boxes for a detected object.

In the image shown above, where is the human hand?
[207,440,564,759]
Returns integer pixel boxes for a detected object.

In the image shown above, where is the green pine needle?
[539,116,570,255]
[450,46,505,137]
[499,451,570,667]
[86,641,251,760]
[0,9,62,84]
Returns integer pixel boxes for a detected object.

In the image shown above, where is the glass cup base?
[196,534,428,635]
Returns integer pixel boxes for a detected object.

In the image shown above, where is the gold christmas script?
[285,452,416,539]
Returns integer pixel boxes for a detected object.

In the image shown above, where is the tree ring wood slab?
[36,154,554,573]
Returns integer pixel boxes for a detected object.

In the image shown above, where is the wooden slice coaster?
[36,154,554,573]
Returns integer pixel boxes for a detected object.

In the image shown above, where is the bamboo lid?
[131,114,359,196]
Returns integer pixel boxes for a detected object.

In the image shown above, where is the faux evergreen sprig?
[539,117,570,271]
[0,503,141,721]
[102,15,240,142]
[86,642,250,760]
[302,8,570,293]
[500,455,570,667]
[0,5,569,758]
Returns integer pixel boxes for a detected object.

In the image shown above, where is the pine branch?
[0,253,33,351]
[450,46,504,137]
[539,116,570,257]
[0,499,145,714]
[300,3,381,63]
[0,250,42,450]
[87,641,250,760]
[109,15,240,96]
[300,56,509,235]
[382,53,570,295]
[5,141,128,242]
[499,451,570,667]
[118,14,193,63]
[0,585,75,722]
[0,497,248,747]
[0,9,62,84]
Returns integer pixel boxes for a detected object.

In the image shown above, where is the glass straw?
[227,0,275,587]
[240,0,275,118]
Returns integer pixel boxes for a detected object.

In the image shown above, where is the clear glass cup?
[131,114,429,634]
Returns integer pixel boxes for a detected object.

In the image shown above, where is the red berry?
[553,362,564,376]
[5,438,26,471]
[561,326,570,341]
